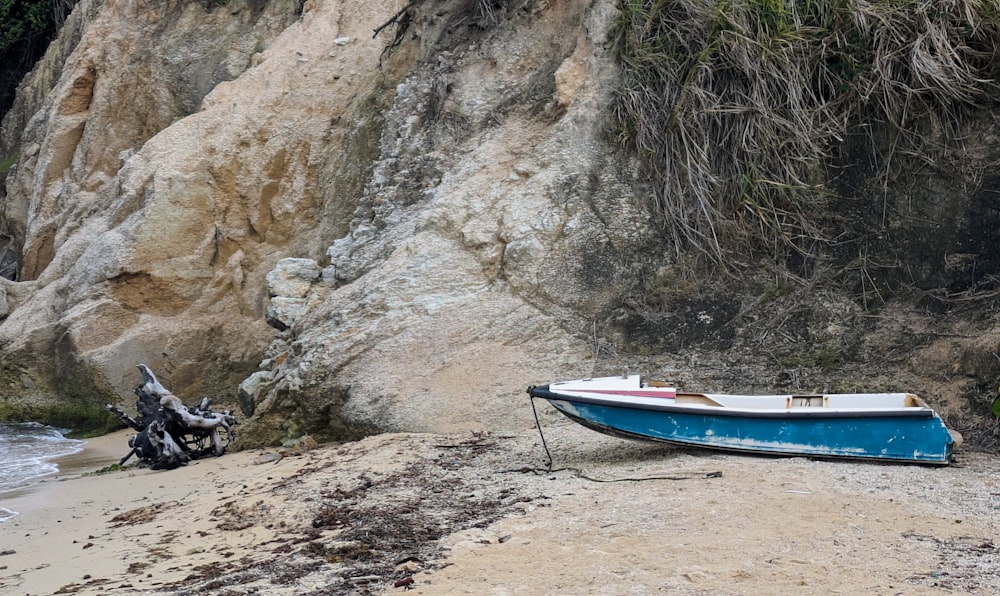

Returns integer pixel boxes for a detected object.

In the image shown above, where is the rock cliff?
[0,0,650,439]
[2,0,1000,447]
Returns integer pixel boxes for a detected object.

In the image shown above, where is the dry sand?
[0,420,998,595]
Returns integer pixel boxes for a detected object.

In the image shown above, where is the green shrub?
[0,0,77,116]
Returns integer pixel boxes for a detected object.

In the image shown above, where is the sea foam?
[0,422,85,503]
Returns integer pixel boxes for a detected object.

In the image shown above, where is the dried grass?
[612,0,1000,268]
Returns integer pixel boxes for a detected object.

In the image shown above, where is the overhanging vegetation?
[0,0,77,118]
[612,0,1000,267]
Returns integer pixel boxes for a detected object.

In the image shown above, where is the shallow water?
[0,422,85,518]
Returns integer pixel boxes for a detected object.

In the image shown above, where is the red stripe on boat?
[574,389,677,398]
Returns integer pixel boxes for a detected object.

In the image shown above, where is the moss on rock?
[0,399,124,437]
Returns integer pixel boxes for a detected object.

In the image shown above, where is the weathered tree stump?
[106,364,238,470]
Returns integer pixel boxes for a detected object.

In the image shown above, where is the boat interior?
[672,392,928,410]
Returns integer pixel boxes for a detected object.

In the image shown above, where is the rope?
[528,394,554,472]
[568,470,723,482]
[527,390,723,482]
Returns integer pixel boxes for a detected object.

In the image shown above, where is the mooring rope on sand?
[527,392,722,482]
[528,393,554,472]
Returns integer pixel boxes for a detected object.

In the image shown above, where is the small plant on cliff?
[374,0,520,60]
[612,0,1000,268]
[0,154,15,177]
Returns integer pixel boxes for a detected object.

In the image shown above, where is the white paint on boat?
[550,375,928,414]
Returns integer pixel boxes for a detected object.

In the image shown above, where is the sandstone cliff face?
[239,0,665,444]
[0,0,310,415]
[0,0,651,438]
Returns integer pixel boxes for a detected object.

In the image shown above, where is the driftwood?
[106,364,238,470]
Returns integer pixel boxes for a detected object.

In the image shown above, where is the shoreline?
[0,427,289,595]
[0,429,133,503]
[54,429,134,474]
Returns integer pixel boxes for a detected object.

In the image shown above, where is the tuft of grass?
[612,0,1000,268]
[775,342,848,372]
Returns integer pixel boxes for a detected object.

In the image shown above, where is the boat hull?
[530,384,956,464]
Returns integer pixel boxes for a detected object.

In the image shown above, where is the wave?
[0,422,86,499]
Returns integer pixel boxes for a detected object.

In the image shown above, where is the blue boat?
[528,374,960,464]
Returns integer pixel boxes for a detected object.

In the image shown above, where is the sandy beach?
[1,421,998,595]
